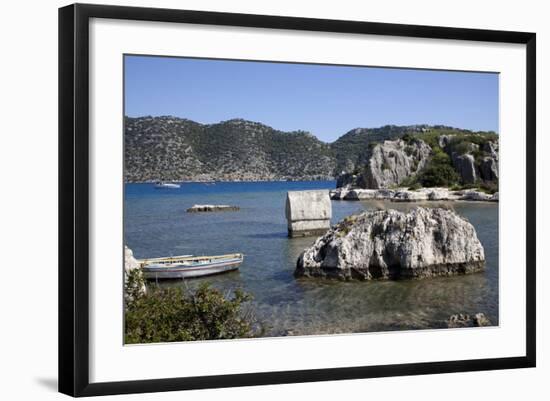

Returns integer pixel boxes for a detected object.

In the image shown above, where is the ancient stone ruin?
[285,190,332,238]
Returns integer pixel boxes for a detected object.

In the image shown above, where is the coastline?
[124,180,497,203]
[330,186,498,202]
[124,177,336,184]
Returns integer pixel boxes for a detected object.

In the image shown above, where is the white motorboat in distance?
[139,253,244,280]
[154,181,181,189]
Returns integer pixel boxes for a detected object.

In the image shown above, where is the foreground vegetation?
[125,269,261,344]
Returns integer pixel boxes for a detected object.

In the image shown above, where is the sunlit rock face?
[363,139,432,189]
[296,207,485,280]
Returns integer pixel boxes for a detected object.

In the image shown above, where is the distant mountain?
[124,116,491,182]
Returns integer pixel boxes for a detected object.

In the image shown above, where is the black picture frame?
[59,3,536,397]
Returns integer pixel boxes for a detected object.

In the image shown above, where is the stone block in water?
[285,190,332,238]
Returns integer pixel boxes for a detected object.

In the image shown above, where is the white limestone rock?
[296,207,485,280]
[453,153,477,184]
[363,139,432,189]
[124,245,146,298]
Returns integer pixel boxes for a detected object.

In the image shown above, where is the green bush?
[402,133,415,144]
[417,148,459,187]
[398,175,418,188]
[125,268,145,305]
[430,147,452,164]
[418,163,460,187]
[448,139,472,156]
[125,280,260,344]
[478,181,499,194]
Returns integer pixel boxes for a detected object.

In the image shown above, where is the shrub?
[125,268,145,306]
[399,175,418,188]
[417,148,459,187]
[418,163,460,187]
[431,147,452,164]
[368,141,379,149]
[125,280,260,344]
[448,139,473,156]
[402,133,415,145]
[478,181,499,194]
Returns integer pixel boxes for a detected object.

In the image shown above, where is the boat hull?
[141,257,242,280]
[154,183,180,189]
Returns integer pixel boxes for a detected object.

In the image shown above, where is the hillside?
[124,116,496,183]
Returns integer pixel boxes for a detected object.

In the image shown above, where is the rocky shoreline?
[330,186,498,202]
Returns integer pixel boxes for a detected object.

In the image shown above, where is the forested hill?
[124,116,492,182]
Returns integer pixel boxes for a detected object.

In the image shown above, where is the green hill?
[124,116,495,182]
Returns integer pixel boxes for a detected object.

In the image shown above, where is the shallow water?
[124,181,499,337]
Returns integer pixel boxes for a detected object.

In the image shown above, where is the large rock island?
[295,207,485,280]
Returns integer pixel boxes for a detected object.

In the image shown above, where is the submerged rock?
[295,207,485,280]
[447,313,492,328]
[187,204,240,212]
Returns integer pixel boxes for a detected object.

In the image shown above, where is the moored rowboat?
[138,253,243,280]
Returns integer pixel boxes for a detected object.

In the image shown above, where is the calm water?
[125,181,499,336]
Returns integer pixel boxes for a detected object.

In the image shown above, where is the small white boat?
[138,253,244,280]
[154,181,181,189]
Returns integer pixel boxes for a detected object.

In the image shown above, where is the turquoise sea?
[124,181,499,336]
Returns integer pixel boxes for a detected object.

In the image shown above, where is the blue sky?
[125,55,499,143]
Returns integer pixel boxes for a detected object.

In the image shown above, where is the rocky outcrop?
[483,141,499,160]
[438,134,454,148]
[330,187,498,202]
[187,204,240,212]
[363,139,432,189]
[452,153,477,184]
[341,188,397,201]
[336,172,364,189]
[124,245,146,299]
[295,207,485,280]
[480,157,499,181]
[447,313,492,328]
[443,139,498,184]
[286,190,332,237]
